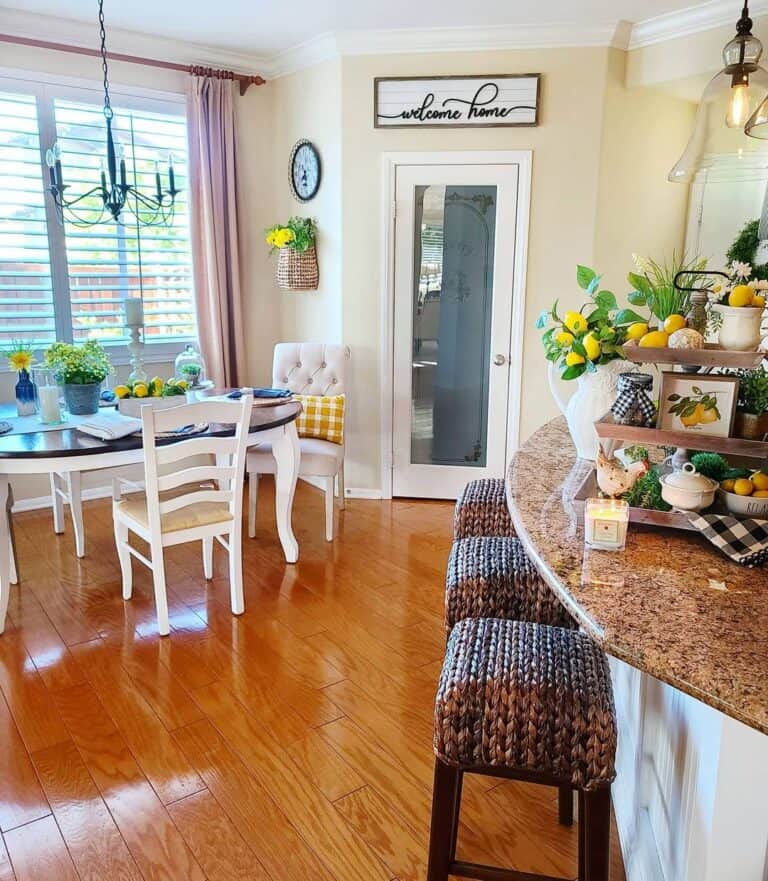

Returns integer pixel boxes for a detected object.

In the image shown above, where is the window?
[0,77,196,359]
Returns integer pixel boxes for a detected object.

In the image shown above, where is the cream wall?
[269,60,343,348]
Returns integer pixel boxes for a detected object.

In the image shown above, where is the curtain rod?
[0,33,266,95]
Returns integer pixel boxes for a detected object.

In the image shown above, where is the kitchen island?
[507,418,768,881]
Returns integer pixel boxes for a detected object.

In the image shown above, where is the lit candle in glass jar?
[584,498,629,551]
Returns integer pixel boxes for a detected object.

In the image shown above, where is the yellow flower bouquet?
[3,341,34,374]
[265,217,316,254]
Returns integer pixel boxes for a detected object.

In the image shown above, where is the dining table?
[0,398,303,635]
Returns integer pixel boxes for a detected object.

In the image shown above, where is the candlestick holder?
[127,325,147,383]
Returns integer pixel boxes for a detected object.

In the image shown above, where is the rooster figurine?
[596,447,649,497]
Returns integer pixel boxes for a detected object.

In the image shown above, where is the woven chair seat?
[454,478,514,539]
[434,618,617,790]
[445,536,574,636]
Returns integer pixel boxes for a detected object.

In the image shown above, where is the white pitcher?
[547,359,631,461]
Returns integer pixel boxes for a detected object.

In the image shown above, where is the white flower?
[756,279,768,291]
[730,260,752,280]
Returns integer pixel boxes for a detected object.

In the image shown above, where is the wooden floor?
[0,479,626,881]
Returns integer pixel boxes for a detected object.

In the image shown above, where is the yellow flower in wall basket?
[265,217,318,291]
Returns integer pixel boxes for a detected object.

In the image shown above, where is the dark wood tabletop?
[0,400,301,460]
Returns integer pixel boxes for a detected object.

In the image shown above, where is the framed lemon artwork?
[658,372,739,438]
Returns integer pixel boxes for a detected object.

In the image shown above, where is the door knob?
[493,354,507,366]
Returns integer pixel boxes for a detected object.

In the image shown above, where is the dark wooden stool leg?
[558,786,573,826]
[427,759,462,881]
[578,790,586,880]
[583,786,611,881]
[448,770,464,861]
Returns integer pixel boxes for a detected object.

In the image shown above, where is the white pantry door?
[392,163,520,499]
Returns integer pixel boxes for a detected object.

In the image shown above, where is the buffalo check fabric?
[293,394,345,444]
[684,512,768,566]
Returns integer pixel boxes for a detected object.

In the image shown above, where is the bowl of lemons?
[719,471,768,517]
[114,377,189,417]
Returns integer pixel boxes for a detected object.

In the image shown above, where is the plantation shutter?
[53,98,195,344]
[0,91,57,347]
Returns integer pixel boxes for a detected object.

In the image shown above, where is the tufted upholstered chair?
[247,342,350,542]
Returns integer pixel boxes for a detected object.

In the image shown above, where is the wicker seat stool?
[445,536,575,637]
[428,617,617,881]
[454,478,514,539]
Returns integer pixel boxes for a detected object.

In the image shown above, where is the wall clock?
[289,139,321,202]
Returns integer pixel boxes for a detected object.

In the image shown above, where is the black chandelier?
[45,0,179,227]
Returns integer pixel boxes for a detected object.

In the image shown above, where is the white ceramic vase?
[712,304,763,351]
[547,359,632,461]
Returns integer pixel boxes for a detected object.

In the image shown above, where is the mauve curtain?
[187,74,246,387]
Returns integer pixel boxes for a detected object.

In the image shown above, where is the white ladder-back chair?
[247,342,350,542]
[112,395,252,636]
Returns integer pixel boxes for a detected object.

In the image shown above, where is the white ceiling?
[0,0,756,56]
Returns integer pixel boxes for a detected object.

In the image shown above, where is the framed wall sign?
[374,74,541,129]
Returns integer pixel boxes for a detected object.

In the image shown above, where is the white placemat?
[0,412,86,436]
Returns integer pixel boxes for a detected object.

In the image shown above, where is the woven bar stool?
[428,617,617,881]
[454,478,514,539]
[445,536,575,637]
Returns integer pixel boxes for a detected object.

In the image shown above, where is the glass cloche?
[175,344,206,387]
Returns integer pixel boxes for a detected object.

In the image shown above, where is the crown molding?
[629,0,768,49]
[0,6,268,76]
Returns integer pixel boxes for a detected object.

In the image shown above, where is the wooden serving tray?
[622,343,764,369]
[571,469,727,532]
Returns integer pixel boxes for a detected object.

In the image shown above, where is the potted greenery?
[265,216,318,290]
[45,340,112,415]
[734,366,768,439]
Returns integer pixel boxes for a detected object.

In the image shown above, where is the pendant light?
[669,2,768,183]
[44,0,179,226]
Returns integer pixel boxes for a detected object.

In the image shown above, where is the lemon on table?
[729,284,754,307]
[133,382,149,398]
[113,384,130,399]
[626,322,649,340]
[752,471,768,491]
[563,311,588,334]
[663,314,687,334]
[639,330,670,348]
[721,478,736,492]
[752,293,766,308]
[734,478,755,496]
[565,351,585,367]
[583,332,601,361]
[555,331,574,346]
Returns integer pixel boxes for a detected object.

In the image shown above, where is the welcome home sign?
[374,74,540,129]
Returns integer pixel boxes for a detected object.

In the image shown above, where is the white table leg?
[50,472,65,533]
[272,422,300,563]
[0,475,11,635]
[66,471,85,558]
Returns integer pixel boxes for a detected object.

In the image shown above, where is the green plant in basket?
[44,340,112,385]
[265,216,316,254]
[626,252,708,322]
[537,265,646,380]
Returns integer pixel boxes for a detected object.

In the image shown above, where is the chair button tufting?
[321,362,327,368]
[282,377,289,382]
[308,378,313,384]
[296,362,302,368]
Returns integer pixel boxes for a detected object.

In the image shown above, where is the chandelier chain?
[98,0,113,120]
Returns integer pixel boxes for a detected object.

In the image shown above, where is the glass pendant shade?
[669,12,768,182]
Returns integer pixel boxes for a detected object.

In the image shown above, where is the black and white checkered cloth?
[610,387,656,426]
[684,512,768,566]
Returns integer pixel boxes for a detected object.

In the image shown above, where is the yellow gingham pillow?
[293,394,345,445]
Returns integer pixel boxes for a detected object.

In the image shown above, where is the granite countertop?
[507,417,768,736]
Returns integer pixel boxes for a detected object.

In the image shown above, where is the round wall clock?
[289,139,321,202]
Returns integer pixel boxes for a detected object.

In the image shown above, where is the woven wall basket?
[276,244,319,291]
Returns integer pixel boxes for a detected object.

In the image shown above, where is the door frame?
[379,150,532,499]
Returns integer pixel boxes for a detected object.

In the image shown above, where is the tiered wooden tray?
[586,344,767,531]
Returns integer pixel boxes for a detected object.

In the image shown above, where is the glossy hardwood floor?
[1,480,627,881]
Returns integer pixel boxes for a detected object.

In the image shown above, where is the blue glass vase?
[15,368,37,417]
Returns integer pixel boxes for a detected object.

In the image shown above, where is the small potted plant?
[45,340,112,415]
[3,341,36,416]
[734,366,768,439]
[265,217,318,290]
[710,261,766,351]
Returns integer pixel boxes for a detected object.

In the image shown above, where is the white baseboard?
[11,483,115,513]
[345,487,383,500]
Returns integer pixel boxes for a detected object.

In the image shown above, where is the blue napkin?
[227,387,292,399]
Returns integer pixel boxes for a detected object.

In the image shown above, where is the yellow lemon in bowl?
[133,382,149,398]
[639,330,670,348]
[721,478,736,492]
[113,384,130,399]
[734,478,755,496]
[563,312,588,334]
[729,285,754,307]
[752,293,766,308]
[663,314,687,334]
[626,322,648,340]
[751,471,768,491]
